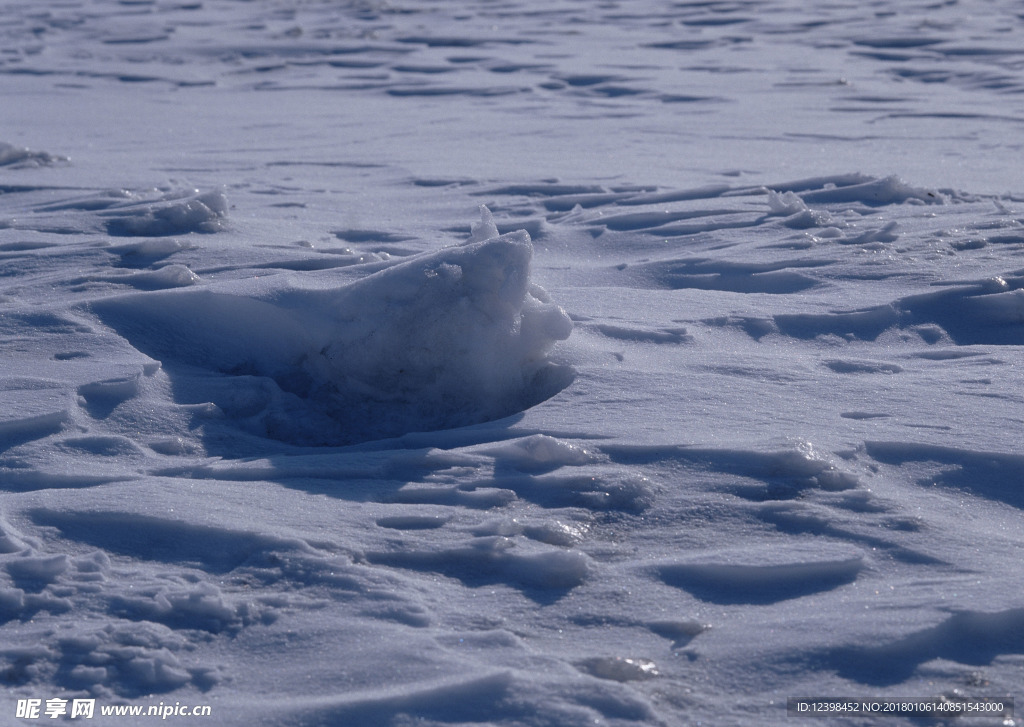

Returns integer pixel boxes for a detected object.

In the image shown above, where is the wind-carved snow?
[89,207,573,445]
[4,0,1024,723]
[101,189,228,237]
[2,186,228,238]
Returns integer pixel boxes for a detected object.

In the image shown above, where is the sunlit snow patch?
[89,207,573,445]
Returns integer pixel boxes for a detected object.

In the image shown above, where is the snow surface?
[2,1,1023,725]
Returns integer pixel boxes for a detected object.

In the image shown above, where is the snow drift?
[88,208,573,445]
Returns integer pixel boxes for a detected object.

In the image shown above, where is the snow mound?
[478,434,596,472]
[796,174,945,206]
[575,656,660,682]
[89,208,573,445]
[366,536,592,594]
[102,189,228,237]
[0,141,67,168]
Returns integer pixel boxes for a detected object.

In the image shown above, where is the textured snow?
[2,0,1024,725]
[90,211,572,445]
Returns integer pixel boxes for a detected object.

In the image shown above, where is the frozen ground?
[1,1,1023,725]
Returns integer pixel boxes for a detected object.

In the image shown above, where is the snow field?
[2,0,1024,725]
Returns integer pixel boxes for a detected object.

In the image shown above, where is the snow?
[89,213,572,446]
[1,0,1023,725]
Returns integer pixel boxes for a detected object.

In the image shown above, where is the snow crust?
[2,0,1024,725]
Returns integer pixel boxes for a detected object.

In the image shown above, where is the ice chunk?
[112,582,259,633]
[5,554,70,584]
[766,190,808,216]
[468,204,500,242]
[73,550,111,575]
[103,189,228,236]
[90,211,573,444]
